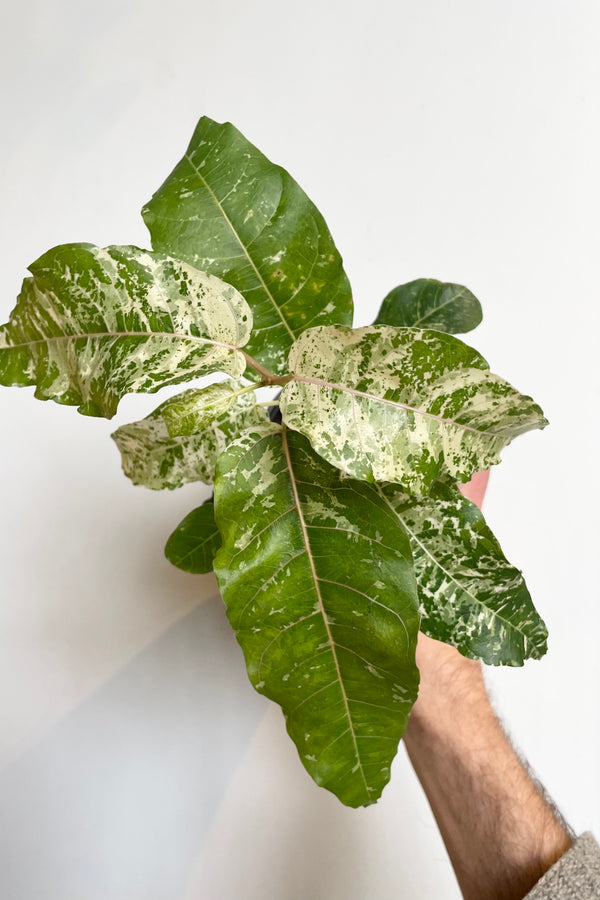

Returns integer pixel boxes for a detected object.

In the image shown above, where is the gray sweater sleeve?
[524,832,600,900]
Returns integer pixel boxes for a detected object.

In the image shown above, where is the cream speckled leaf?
[142,116,353,377]
[165,500,220,574]
[213,425,420,807]
[374,278,482,334]
[112,381,268,490]
[279,325,548,495]
[0,244,252,418]
[378,481,548,664]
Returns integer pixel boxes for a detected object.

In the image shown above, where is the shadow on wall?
[0,598,267,900]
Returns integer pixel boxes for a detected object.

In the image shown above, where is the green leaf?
[142,116,353,377]
[0,244,252,418]
[157,380,250,437]
[374,278,482,334]
[112,380,268,489]
[165,500,220,573]
[213,425,420,807]
[279,325,548,495]
[378,481,548,664]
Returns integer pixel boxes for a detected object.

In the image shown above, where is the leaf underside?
[214,425,420,807]
[379,481,548,664]
[280,325,548,495]
[142,116,354,377]
[165,500,220,574]
[374,278,482,334]
[0,244,252,418]
[112,380,268,489]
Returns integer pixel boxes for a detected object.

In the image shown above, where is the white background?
[1,1,599,897]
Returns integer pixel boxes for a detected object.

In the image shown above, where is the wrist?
[404,634,574,900]
[406,635,489,741]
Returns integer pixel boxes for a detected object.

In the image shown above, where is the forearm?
[404,641,573,900]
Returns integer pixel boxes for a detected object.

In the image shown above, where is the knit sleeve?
[524,832,600,900]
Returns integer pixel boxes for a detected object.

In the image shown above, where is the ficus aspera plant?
[0,117,548,807]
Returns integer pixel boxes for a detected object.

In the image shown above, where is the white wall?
[1,1,598,897]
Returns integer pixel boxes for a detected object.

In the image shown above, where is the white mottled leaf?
[112,381,268,489]
[378,481,548,664]
[0,243,252,418]
[142,116,353,377]
[214,425,420,807]
[279,325,548,495]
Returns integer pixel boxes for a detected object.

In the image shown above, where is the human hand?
[457,467,490,509]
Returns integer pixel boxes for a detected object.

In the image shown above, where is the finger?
[458,469,490,510]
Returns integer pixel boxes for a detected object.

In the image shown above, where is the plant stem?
[242,351,293,386]
[242,352,278,382]
[230,383,264,399]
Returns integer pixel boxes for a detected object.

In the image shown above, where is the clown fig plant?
[0,117,548,807]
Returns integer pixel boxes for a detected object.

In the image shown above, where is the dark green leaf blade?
[280,325,548,495]
[214,425,420,807]
[165,500,220,573]
[0,244,252,418]
[374,278,482,334]
[142,117,354,377]
[379,480,548,664]
[112,380,268,489]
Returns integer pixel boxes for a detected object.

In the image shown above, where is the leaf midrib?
[169,522,219,566]
[292,374,501,437]
[411,286,468,327]
[281,426,370,801]
[2,330,237,352]
[183,152,297,343]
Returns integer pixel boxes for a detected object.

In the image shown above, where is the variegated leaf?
[279,325,548,495]
[378,481,548,664]
[0,244,252,418]
[213,425,420,807]
[112,380,268,489]
[165,500,220,573]
[374,278,482,334]
[142,116,353,378]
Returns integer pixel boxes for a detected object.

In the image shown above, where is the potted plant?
[0,116,548,807]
